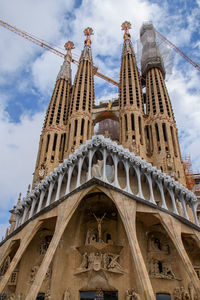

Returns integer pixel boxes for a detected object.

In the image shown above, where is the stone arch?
[91,149,103,179]
[105,154,114,184]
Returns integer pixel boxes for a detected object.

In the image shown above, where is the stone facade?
[0,23,199,300]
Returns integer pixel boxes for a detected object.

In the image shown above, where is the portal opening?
[80,291,118,300]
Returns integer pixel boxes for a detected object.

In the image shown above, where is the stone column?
[0,220,41,293]
[25,191,83,300]
[113,192,155,299]
[159,212,200,295]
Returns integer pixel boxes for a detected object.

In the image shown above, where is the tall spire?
[119,21,145,157]
[140,23,185,184]
[33,42,74,186]
[67,27,95,154]
[121,21,134,55]
[57,41,74,82]
[80,27,93,61]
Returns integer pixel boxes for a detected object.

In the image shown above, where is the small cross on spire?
[64,41,75,62]
[121,21,131,40]
[84,27,94,47]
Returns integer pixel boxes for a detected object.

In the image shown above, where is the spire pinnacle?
[84,27,94,47]
[121,21,131,40]
[17,192,21,204]
[57,41,74,81]
[64,41,75,62]
[121,21,134,55]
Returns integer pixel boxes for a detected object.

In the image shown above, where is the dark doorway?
[36,293,45,300]
[156,294,171,300]
[80,291,118,300]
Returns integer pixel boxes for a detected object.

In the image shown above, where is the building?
[0,22,200,300]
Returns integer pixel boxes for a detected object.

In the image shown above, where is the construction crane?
[0,18,199,85]
[155,29,200,72]
[0,19,119,87]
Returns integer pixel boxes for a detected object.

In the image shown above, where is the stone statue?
[126,289,140,300]
[173,287,190,300]
[63,289,70,300]
[93,213,106,241]
[85,229,96,245]
[162,262,176,279]
[188,282,199,300]
[80,252,88,269]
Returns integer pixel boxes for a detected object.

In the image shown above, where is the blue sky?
[0,0,199,237]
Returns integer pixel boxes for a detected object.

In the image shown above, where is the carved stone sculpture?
[126,289,140,300]
[63,289,70,300]
[7,294,24,300]
[39,235,52,255]
[76,251,124,274]
[148,259,178,280]
[93,213,106,242]
[0,255,11,276]
[173,287,190,300]
[44,289,51,300]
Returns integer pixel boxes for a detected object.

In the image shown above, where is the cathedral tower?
[119,22,145,157]
[140,23,185,184]
[33,42,74,186]
[67,28,95,154]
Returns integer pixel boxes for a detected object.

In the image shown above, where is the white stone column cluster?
[13,135,199,231]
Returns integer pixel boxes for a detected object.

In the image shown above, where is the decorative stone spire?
[119,21,145,156]
[67,27,95,153]
[121,21,134,55]
[17,192,22,205]
[80,27,93,61]
[57,41,74,82]
[33,42,74,186]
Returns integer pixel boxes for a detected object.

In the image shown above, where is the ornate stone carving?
[76,251,124,274]
[44,289,51,300]
[125,289,140,300]
[194,266,200,279]
[63,289,70,300]
[148,258,179,280]
[148,233,169,254]
[30,265,51,282]
[188,282,198,300]
[173,286,190,300]
[7,294,24,300]
[0,255,11,277]
[93,213,106,242]
[39,235,53,255]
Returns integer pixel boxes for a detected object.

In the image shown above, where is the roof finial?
[121,21,131,40]
[26,184,31,196]
[17,192,21,204]
[64,41,75,62]
[84,27,94,47]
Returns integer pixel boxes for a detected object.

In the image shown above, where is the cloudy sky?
[0,0,199,238]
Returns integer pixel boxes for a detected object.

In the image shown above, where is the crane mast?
[0,19,119,87]
[0,19,199,88]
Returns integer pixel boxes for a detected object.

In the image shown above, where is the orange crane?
[0,19,119,87]
[0,19,199,86]
[155,29,200,72]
